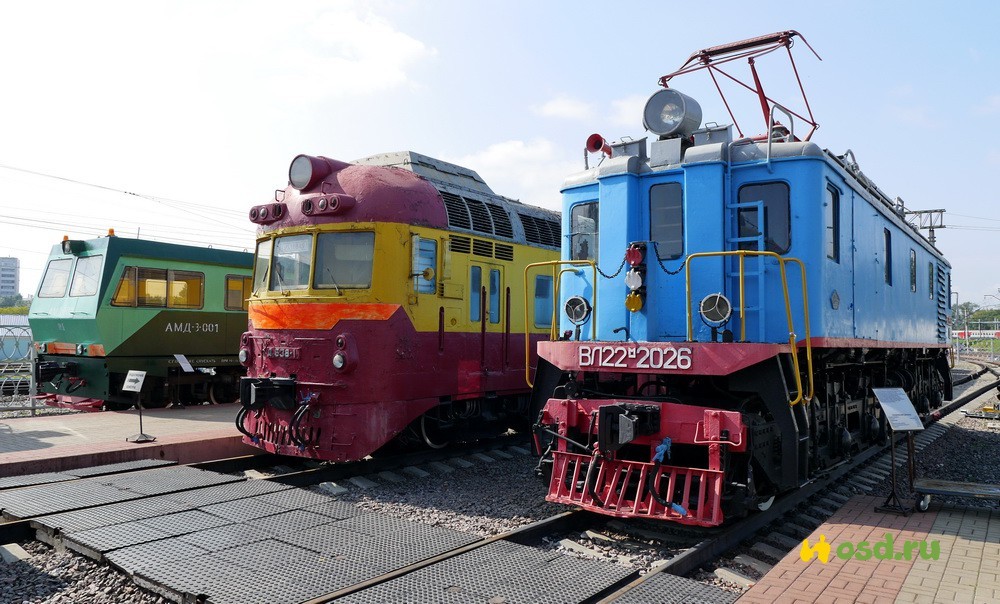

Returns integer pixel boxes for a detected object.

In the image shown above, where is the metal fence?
[0,324,41,415]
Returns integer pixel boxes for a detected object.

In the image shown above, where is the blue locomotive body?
[557,140,949,346]
[531,32,952,526]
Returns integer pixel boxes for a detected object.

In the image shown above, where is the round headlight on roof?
[643,88,703,138]
[288,155,332,191]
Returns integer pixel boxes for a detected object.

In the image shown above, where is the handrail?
[522,260,598,387]
[684,250,813,405]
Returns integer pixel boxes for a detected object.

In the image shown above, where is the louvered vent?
[486,204,514,238]
[472,239,493,258]
[518,214,561,248]
[465,197,494,234]
[495,243,514,261]
[450,236,471,254]
[442,192,471,230]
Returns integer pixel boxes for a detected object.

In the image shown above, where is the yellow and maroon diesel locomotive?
[236,152,561,461]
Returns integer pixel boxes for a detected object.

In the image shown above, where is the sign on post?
[123,370,155,443]
[872,388,924,432]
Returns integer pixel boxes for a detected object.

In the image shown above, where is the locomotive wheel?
[209,382,239,405]
[420,415,449,449]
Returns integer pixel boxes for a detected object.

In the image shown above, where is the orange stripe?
[249,302,400,330]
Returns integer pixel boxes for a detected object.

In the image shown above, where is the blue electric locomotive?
[530,31,952,526]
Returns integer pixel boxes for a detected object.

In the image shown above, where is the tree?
[953,302,979,324]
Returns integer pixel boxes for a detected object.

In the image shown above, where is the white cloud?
[449,139,579,211]
[534,96,595,120]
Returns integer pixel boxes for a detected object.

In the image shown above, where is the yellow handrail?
[522,260,598,387]
[684,250,813,405]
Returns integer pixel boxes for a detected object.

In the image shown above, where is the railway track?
[1,364,992,603]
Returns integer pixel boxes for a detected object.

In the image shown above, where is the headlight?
[238,348,250,365]
[289,155,332,190]
[332,352,347,370]
[643,88,702,138]
[564,296,592,326]
[75,343,87,356]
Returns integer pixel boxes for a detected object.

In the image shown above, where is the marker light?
[239,348,250,365]
[699,293,733,325]
[332,352,347,370]
[625,291,644,312]
[643,88,703,138]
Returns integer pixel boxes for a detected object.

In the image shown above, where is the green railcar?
[29,234,253,410]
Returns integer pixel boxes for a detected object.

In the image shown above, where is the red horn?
[585,133,612,157]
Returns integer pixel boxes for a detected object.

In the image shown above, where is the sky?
[1,0,999,310]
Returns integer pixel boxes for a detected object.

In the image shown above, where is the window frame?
[68,255,104,298]
[909,249,917,293]
[883,228,893,286]
[570,202,598,261]
[649,182,684,260]
[225,274,253,311]
[470,266,482,323]
[737,181,791,254]
[313,231,376,291]
[38,258,74,298]
[533,275,554,329]
[825,185,840,263]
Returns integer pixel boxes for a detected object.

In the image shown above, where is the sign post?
[872,387,923,515]
[123,370,155,443]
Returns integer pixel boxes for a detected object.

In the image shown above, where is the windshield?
[38,258,73,298]
[314,232,375,290]
[69,255,103,297]
[270,234,312,291]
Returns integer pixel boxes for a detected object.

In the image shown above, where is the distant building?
[0,257,19,297]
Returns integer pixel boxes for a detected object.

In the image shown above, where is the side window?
[825,185,840,263]
[738,182,790,253]
[38,258,73,298]
[489,269,500,324]
[570,202,598,261]
[253,239,272,295]
[928,262,934,299]
[226,275,253,311]
[534,275,553,328]
[169,271,204,309]
[650,183,683,260]
[909,250,917,293]
[414,237,437,294]
[138,268,168,307]
[470,266,482,323]
[112,267,137,306]
[69,256,103,297]
[883,229,892,286]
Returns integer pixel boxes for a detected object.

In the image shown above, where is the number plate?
[264,347,301,360]
[578,345,692,370]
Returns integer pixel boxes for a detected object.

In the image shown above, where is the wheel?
[915,494,931,512]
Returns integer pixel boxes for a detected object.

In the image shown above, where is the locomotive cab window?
[38,258,73,298]
[737,182,790,253]
[314,231,375,290]
[272,234,312,291]
[69,255,103,297]
[570,202,598,261]
[225,275,253,311]
[650,183,683,260]
[252,239,272,295]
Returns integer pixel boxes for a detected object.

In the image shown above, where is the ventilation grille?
[495,244,514,261]
[442,192,471,230]
[450,236,471,254]
[486,204,514,238]
[465,198,494,234]
[518,213,561,248]
[472,239,494,258]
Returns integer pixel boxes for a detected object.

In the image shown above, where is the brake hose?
[646,437,688,516]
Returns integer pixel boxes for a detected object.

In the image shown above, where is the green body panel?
[28,236,252,405]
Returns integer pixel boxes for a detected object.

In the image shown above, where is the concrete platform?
[738,495,1000,604]
[0,404,260,476]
